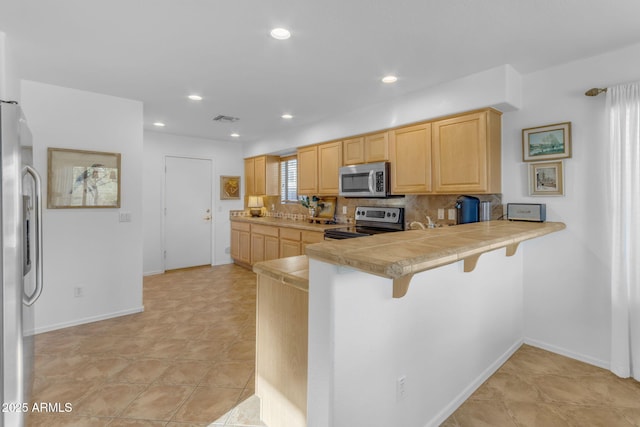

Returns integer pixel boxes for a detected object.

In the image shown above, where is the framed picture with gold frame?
[529,160,564,196]
[220,175,241,200]
[522,122,571,162]
[47,147,121,208]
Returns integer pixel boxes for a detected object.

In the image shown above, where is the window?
[280,155,298,203]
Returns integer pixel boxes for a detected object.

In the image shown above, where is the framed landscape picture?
[47,148,121,208]
[522,122,571,162]
[529,160,564,196]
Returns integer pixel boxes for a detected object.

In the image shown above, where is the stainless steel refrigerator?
[1,100,43,427]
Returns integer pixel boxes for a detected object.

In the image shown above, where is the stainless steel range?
[324,206,405,240]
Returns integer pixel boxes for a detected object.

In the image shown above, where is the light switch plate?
[448,209,456,220]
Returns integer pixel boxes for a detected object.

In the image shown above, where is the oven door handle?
[368,170,375,194]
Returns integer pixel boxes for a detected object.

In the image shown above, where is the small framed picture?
[220,175,241,200]
[47,147,121,208]
[529,161,564,196]
[522,122,571,162]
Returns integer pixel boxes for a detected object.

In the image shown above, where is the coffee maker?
[455,195,480,224]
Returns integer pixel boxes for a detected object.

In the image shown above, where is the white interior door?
[164,156,212,270]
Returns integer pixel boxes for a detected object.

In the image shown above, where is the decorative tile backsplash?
[236,194,503,228]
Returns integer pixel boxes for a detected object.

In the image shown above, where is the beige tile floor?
[444,345,640,426]
[28,264,640,426]
[28,264,259,427]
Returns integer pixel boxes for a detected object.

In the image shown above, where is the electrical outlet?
[118,212,132,222]
[437,208,445,220]
[448,209,456,220]
[396,375,407,401]
[74,286,84,297]
[342,206,348,214]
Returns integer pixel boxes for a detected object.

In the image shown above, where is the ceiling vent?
[212,114,240,123]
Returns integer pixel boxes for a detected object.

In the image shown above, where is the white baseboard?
[524,337,610,370]
[33,306,145,335]
[427,338,524,427]
[144,270,164,276]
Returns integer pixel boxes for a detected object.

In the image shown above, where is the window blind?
[280,156,298,203]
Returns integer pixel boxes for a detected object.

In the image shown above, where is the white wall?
[143,131,244,275]
[308,248,524,427]
[245,64,522,157]
[502,41,640,367]
[21,80,144,333]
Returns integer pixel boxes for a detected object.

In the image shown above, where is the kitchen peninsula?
[253,220,565,427]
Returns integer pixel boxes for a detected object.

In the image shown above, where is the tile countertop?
[230,215,345,232]
[253,220,566,298]
[252,255,310,292]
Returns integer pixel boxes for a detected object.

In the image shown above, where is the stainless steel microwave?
[339,161,390,198]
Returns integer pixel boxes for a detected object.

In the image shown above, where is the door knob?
[203,215,212,221]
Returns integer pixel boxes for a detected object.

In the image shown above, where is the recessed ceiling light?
[231,133,240,138]
[270,28,291,40]
[382,75,398,84]
[153,122,166,127]
[188,94,203,101]
[281,114,293,119]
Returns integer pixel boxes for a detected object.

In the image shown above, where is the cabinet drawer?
[251,224,279,237]
[280,227,302,241]
[301,230,324,244]
[231,221,251,232]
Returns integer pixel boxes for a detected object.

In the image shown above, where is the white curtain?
[608,82,640,380]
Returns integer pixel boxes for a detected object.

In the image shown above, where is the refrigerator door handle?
[22,165,43,306]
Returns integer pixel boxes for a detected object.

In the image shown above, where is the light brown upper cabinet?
[343,137,365,165]
[298,141,343,195]
[389,123,432,194]
[432,109,502,194]
[342,132,389,165]
[244,155,279,196]
[317,141,343,195]
[364,132,389,163]
[297,145,318,195]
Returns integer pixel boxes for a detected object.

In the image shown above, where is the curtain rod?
[585,88,608,97]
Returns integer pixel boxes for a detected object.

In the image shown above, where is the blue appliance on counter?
[455,195,480,224]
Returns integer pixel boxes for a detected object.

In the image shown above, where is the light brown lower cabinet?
[279,228,324,257]
[250,224,280,265]
[279,227,302,258]
[230,222,251,266]
[301,230,324,252]
[256,273,308,427]
[231,222,325,266]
